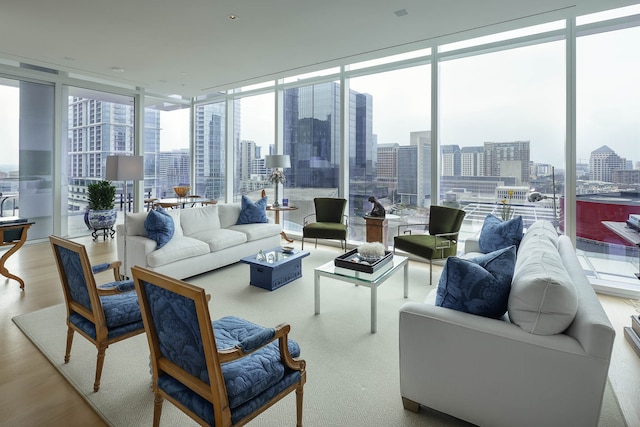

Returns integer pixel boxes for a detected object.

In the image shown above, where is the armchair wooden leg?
[94,344,107,392]
[296,385,304,427]
[64,327,74,363]
[153,393,163,427]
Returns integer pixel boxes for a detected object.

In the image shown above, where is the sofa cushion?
[144,206,175,249]
[218,203,241,229]
[189,229,247,252]
[237,195,268,225]
[146,236,210,268]
[180,205,221,236]
[478,214,523,253]
[436,245,516,319]
[509,234,578,335]
[228,223,282,242]
[520,219,558,249]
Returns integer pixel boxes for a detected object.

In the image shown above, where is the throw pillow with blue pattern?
[144,206,174,248]
[478,214,523,253]
[436,245,516,318]
[236,195,268,224]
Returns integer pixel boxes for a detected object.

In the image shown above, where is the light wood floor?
[1,236,639,426]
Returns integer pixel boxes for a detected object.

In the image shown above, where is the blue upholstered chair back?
[142,280,211,384]
[54,244,93,311]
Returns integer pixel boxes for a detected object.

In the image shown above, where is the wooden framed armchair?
[393,205,466,285]
[49,235,144,392]
[302,198,348,251]
[130,266,307,427]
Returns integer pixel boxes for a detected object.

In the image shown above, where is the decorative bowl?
[173,186,190,198]
[281,246,294,254]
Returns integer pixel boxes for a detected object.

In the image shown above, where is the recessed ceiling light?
[111,66,125,73]
[394,9,408,17]
[228,14,238,20]
[63,56,76,61]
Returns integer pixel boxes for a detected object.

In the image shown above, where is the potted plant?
[87,180,117,231]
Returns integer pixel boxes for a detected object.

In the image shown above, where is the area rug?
[13,247,626,426]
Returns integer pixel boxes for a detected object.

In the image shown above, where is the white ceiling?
[0,0,637,98]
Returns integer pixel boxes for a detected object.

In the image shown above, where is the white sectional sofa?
[399,220,616,427]
[116,203,282,279]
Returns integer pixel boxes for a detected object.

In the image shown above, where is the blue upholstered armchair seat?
[157,315,301,425]
[68,289,143,340]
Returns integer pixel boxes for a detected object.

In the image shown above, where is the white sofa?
[116,203,282,279]
[399,220,616,427]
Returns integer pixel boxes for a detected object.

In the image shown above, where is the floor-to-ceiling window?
[575,5,640,286]
[439,25,566,242]
[232,90,274,202]
[347,62,431,245]
[66,87,135,237]
[194,99,226,200]
[281,78,342,233]
[0,77,55,240]
[144,98,190,200]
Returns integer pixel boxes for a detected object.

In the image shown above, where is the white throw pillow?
[508,235,578,335]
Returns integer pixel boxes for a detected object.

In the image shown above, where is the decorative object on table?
[334,248,393,273]
[367,196,386,218]
[105,155,144,276]
[87,179,117,240]
[357,241,386,263]
[281,245,294,253]
[173,185,190,198]
[265,154,290,208]
[282,198,289,207]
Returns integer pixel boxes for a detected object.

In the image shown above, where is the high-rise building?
[484,140,530,185]
[589,145,626,183]
[397,131,431,207]
[460,146,484,177]
[441,145,461,176]
[194,101,226,199]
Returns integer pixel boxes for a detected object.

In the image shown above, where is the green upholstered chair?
[130,266,306,427]
[393,205,466,285]
[302,198,348,251]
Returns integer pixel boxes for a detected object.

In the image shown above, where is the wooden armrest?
[217,323,304,370]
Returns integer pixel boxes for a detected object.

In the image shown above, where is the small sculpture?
[368,196,386,218]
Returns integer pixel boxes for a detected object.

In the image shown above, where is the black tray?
[334,249,393,273]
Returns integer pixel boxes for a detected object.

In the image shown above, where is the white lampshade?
[105,155,144,181]
[265,154,290,169]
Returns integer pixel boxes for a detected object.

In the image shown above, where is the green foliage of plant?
[87,180,116,210]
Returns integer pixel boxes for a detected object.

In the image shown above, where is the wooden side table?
[365,216,388,248]
[0,219,35,289]
[266,205,298,243]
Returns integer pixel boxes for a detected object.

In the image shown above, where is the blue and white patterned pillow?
[144,206,175,248]
[436,245,517,318]
[478,214,523,253]
[236,195,268,224]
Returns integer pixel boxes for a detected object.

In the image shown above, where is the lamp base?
[272,201,280,207]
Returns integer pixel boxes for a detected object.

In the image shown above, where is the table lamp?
[265,154,290,207]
